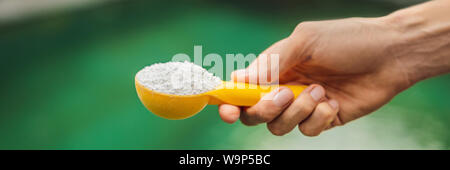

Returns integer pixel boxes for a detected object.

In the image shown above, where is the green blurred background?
[0,0,448,149]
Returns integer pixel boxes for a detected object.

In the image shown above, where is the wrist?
[378,8,425,89]
[379,1,450,88]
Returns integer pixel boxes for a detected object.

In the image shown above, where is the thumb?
[231,38,299,84]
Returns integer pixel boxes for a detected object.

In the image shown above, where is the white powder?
[136,61,222,95]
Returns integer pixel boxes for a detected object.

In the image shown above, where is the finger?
[218,104,241,124]
[267,84,326,136]
[240,87,294,126]
[298,99,339,136]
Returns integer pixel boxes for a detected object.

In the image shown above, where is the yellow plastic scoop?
[136,79,307,119]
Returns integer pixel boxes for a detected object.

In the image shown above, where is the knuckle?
[317,105,334,120]
[292,21,316,37]
[267,123,286,136]
[239,117,256,126]
[293,22,312,33]
[240,111,258,126]
[241,105,276,125]
[244,108,259,118]
[299,125,319,137]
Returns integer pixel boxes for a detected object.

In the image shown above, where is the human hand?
[218,13,441,136]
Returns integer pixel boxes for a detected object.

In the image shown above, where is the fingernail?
[273,88,293,107]
[328,99,339,109]
[310,86,324,101]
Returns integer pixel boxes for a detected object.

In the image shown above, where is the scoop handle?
[207,81,307,106]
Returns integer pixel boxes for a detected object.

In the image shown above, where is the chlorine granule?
[136,61,222,95]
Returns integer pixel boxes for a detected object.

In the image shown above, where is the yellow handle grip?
[207,81,307,106]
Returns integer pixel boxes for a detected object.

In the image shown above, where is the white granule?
[136,61,222,95]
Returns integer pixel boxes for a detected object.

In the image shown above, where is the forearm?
[383,0,450,85]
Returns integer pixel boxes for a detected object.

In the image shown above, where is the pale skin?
[219,0,450,136]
